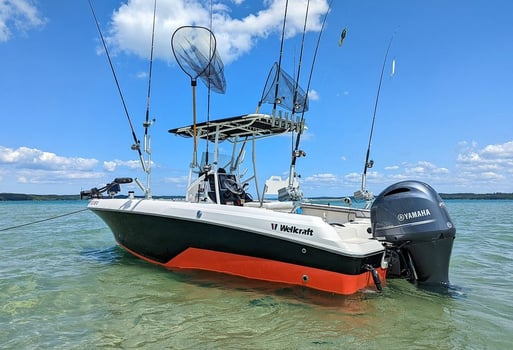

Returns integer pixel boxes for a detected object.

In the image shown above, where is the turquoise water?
[1,200,512,349]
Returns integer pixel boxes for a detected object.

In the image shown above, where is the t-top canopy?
[168,113,304,142]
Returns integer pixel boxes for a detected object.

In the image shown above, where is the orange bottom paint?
[121,244,386,295]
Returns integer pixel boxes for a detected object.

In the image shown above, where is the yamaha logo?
[397,208,431,222]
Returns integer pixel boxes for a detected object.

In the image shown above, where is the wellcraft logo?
[271,223,313,236]
[397,208,431,222]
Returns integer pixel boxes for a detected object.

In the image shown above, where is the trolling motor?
[371,180,456,287]
[80,178,133,199]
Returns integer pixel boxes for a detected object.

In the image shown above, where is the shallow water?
[1,200,512,349]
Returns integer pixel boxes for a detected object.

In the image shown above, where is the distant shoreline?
[1,192,513,201]
[309,193,513,200]
[440,193,513,200]
[0,193,184,201]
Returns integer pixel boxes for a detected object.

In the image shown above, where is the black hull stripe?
[93,209,383,275]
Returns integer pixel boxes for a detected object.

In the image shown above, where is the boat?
[82,4,455,295]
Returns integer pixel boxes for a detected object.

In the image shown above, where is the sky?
[1,0,513,197]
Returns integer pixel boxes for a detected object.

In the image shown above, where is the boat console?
[206,172,252,205]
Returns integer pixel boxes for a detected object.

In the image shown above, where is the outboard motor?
[371,180,456,287]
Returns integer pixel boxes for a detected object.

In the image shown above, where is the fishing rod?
[288,0,333,186]
[272,0,289,115]
[88,0,158,199]
[291,0,310,115]
[356,33,395,204]
[286,0,310,188]
[88,0,154,196]
[141,0,158,199]
[87,0,144,168]
[204,0,214,167]
[144,0,157,139]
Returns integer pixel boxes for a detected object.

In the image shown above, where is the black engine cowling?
[371,180,456,286]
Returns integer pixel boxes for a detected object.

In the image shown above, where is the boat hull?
[90,198,386,295]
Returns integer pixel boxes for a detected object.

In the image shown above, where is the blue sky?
[1,0,512,196]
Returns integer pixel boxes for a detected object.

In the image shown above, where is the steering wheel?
[224,178,244,195]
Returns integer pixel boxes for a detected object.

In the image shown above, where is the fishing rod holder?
[134,178,148,195]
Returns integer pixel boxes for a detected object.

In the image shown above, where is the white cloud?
[344,170,382,185]
[308,89,320,101]
[340,141,513,194]
[404,161,450,176]
[106,0,329,64]
[0,146,98,170]
[0,145,104,189]
[343,171,361,184]
[0,0,47,42]
[136,71,148,79]
[164,175,188,185]
[481,141,513,158]
[300,161,455,197]
[453,140,513,192]
[0,145,146,193]
[456,141,513,169]
[164,176,188,184]
[103,159,143,172]
[384,165,399,170]
[302,172,341,191]
[367,161,451,190]
[304,172,337,182]
[15,169,104,184]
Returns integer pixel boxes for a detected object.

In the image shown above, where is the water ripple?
[1,200,513,348]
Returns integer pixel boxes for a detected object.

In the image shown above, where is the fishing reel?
[354,189,374,202]
[80,178,133,199]
[293,149,306,159]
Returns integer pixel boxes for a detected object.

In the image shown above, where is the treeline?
[1,192,513,201]
[0,193,185,201]
[439,193,513,200]
[0,193,80,201]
